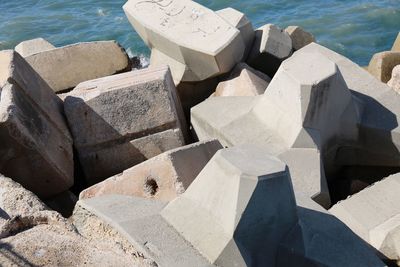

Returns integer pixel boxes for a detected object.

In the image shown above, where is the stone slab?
[24,41,131,92]
[15,38,55,57]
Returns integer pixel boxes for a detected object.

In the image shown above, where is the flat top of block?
[220,145,286,177]
[123,0,239,55]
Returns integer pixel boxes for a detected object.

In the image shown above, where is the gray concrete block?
[285,26,315,51]
[15,38,55,57]
[368,51,400,83]
[388,65,400,93]
[64,66,187,185]
[0,50,73,198]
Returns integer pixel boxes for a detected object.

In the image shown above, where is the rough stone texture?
[285,26,315,51]
[388,65,400,93]
[24,41,130,92]
[0,174,152,267]
[368,51,400,83]
[278,193,385,267]
[216,7,254,60]
[213,63,270,97]
[80,140,223,201]
[0,50,73,198]
[64,66,187,185]
[192,42,400,208]
[330,173,400,261]
[14,38,55,57]
[162,146,298,266]
[392,32,400,52]
[123,0,245,83]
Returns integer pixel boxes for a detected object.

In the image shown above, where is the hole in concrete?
[328,165,400,205]
[144,177,159,197]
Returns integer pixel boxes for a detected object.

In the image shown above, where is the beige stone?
[368,51,400,83]
[80,140,222,201]
[24,41,130,92]
[214,63,270,96]
[388,64,400,93]
[285,26,315,50]
[123,0,245,83]
[14,38,55,57]
[0,50,73,198]
[64,66,187,185]
[392,32,400,52]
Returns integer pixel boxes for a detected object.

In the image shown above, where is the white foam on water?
[97,8,106,17]
[126,47,150,68]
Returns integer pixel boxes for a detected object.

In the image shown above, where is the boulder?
[247,24,292,77]
[367,51,400,83]
[214,63,270,97]
[0,50,73,198]
[79,140,223,201]
[392,32,400,52]
[14,38,55,57]
[285,26,315,50]
[123,0,245,83]
[24,41,131,92]
[388,65,400,93]
[330,173,400,261]
[64,66,187,185]
[216,7,255,60]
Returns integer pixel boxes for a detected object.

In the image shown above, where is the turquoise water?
[0,0,399,66]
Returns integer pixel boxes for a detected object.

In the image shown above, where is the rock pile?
[1,0,400,266]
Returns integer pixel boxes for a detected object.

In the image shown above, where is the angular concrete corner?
[15,38,55,57]
[79,140,223,201]
[123,0,245,83]
[330,173,400,261]
[368,51,400,83]
[214,63,270,97]
[64,66,187,185]
[161,146,298,266]
[285,26,315,51]
[0,50,73,198]
[388,65,400,93]
[24,41,131,92]
[392,32,400,52]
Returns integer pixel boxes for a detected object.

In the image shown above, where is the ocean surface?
[0,0,399,66]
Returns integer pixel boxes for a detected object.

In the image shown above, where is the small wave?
[97,8,107,17]
[114,17,124,22]
[126,47,150,69]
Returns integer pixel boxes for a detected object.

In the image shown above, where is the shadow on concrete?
[0,242,37,267]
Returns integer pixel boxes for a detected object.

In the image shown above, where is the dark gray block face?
[0,51,73,198]
[64,66,187,185]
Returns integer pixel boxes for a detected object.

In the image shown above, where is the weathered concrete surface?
[192,42,400,206]
[388,65,400,93]
[392,32,400,52]
[330,173,400,261]
[15,38,55,57]
[162,146,298,266]
[64,66,187,185]
[80,140,222,201]
[24,41,131,92]
[0,50,73,198]
[213,63,270,96]
[277,193,385,267]
[216,7,254,60]
[0,175,152,267]
[247,24,292,77]
[368,51,400,83]
[123,0,245,83]
[285,26,315,51]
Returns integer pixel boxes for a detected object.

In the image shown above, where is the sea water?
[0,0,399,66]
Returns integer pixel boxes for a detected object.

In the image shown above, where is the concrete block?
[161,146,298,266]
[216,7,254,60]
[278,193,385,267]
[330,173,400,261]
[214,63,270,97]
[388,65,400,93]
[368,51,400,83]
[285,26,315,51]
[392,32,400,52]
[247,24,292,77]
[123,0,245,83]
[79,140,223,201]
[14,38,55,57]
[24,41,131,92]
[0,50,73,198]
[64,66,187,185]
